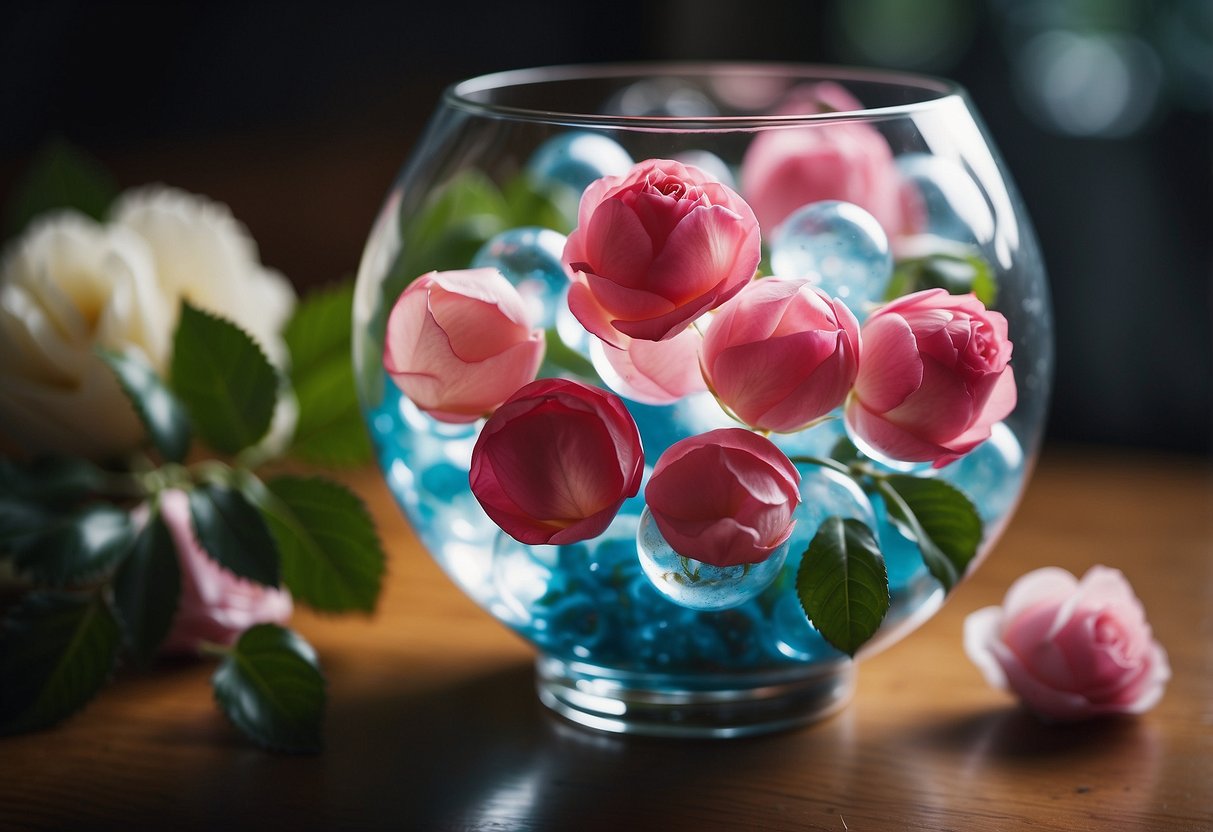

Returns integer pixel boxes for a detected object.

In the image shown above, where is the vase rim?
[445,62,964,129]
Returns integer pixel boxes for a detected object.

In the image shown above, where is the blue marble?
[769,200,893,319]
[938,422,1026,525]
[526,132,634,195]
[636,507,789,612]
[896,153,994,245]
[471,226,569,328]
[674,149,736,188]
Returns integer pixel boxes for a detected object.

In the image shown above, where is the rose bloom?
[844,288,1015,468]
[0,212,170,459]
[469,378,643,545]
[645,428,801,567]
[740,82,910,236]
[702,277,860,433]
[964,566,1170,721]
[563,158,761,347]
[595,325,707,405]
[384,268,545,423]
[154,489,293,655]
[0,188,298,460]
[111,186,296,366]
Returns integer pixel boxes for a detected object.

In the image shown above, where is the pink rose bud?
[844,288,1016,468]
[469,378,644,545]
[563,158,761,347]
[596,325,707,405]
[964,566,1170,721]
[156,490,293,655]
[702,277,860,433]
[740,83,910,236]
[645,428,801,568]
[383,268,545,423]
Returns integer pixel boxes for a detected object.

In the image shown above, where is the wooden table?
[1,447,1210,831]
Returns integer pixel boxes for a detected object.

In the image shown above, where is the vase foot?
[535,655,855,739]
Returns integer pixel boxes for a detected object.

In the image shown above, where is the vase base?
[535,655,855,739]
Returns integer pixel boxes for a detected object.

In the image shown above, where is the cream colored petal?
[0,356,144,458]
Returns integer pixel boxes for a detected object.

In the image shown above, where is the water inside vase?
[368,375,1027,674]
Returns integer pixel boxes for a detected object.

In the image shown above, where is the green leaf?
[392,169,510,289]
[0,499,52,558]
[0,592,122,735]
[112,509,181,666]
[284,281,354,380]
[252,476,384,613]
[539,327,604,386]
[98,348,192,463]
[796,516,889,657]
[3,138,118,240]
[829,436,864,468]
[0,456,107,505]
[877,475,982,592]
[887,247,997,307]
[283,282,371,467]
[188,483,280,587]
[502,174,577,234]
[11,504,135,586]
[212,624,326,753]
[289,360,372,467]
[170,302,278,455]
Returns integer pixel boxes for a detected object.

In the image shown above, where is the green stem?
[786,455,854,478]
[189,459,234,487]
[134,463,192,496]
[198,640,232,660]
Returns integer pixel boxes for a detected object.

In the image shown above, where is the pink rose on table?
[383,268,544,423]
[702,277,860,432]
[740,82,910,236]
[563,158,761,347]
[964,566,1170,721]
[645,428,800,568]
[845,288,1015,468]
[469,378,644,545]
[156,490,293,655]
[596,325,707,405]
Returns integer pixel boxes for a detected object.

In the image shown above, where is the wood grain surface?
[1,446,1210,831]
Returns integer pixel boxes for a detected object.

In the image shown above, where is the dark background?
[2,0,1209,454]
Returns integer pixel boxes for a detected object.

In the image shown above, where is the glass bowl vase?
[353,63,1052,737]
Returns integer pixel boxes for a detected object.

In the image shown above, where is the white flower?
[0,187,300,461]
[110,185,296,365]
[0,212,169,459]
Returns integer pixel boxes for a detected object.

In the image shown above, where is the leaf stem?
[198,640,232,659]
[786,455,855,478]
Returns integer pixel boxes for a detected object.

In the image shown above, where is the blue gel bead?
[491,533,561,626]
[769,200,892,317]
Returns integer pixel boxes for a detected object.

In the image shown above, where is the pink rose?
[156,490,293,655]
[469,378,644,545]
[740,82,910,236]
[644,428,801,567]
[702,277,860,432]
[562,158,761,347]
[595,325,707,405]
[844,288,1016,468]
[964,566,1170,721]
[383,268,544,423]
